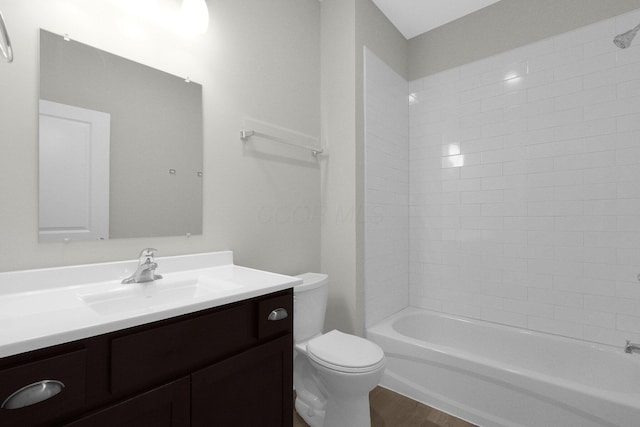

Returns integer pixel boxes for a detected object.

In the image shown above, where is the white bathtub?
[367,307,640,427]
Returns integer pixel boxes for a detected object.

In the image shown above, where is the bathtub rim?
[367,306,640,411]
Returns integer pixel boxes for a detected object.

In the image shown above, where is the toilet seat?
[307,330,385,373]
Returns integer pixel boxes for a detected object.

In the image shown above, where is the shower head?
[614,23,640,49]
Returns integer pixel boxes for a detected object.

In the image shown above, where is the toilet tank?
[294,273,328,343]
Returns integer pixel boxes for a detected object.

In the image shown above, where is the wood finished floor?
[293,386,477,427]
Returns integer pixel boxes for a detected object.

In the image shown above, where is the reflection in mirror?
[38,29,203,242]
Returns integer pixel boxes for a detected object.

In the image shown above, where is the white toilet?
[293,273,385,427]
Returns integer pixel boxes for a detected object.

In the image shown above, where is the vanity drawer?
[258,292,293,340]
[110,303,255,394]
[0,349,87,427]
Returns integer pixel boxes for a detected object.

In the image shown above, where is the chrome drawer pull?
[1,380,65,409]
[267,308,288,321]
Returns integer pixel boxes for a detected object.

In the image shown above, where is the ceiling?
[371,0,502,39]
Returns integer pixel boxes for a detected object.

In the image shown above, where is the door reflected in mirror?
[38,29,203,242]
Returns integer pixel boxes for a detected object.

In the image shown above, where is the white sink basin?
[0,251,302,358]
[79,274,243,315]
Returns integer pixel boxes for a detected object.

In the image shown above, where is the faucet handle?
[138,248,158,263]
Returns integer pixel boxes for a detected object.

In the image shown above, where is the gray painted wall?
[320,0,358,335]
[409,0,640,80]
[0,0,320,275]
[320,0,407,336]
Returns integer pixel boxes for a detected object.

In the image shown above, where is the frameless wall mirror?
[38,29,203,242]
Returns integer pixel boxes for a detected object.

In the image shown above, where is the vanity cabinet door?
[0,348,87,427]
[63,377,189,427]
[191,334,293,427]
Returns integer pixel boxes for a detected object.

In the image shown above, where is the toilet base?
[295,393,372,427]
[324,393,371,427]
[295,396,325,427]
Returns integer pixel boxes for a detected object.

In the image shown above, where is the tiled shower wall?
[364,48,409,328]
[409,8,640,347]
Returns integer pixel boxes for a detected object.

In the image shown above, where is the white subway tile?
[461,82,504,104]
[618,79,640,99]
[616,198,640,215]
[480,282,528,300]
[504,300,554,319]
[554,52,616,81]
[482,308,528,328]
[461,136,504,154]
[614,61,640,84]
[526,171,584,189]
[482,90,527,112]
[554,117,616,141]
[554,85,617,112]
[401,8,640,347]
[506,99,555,121]
[616,44,640,66]
[616,282,640,300]
[617,112,640,133]
[481,202,527,217]
[584,38,618,58]
[482,175,524,190]
[584,294,640,315]
[555,307,616,328]
[617,314,640,334]
[460,163,503,179]
[555,150,616,171]
[528,46,584,74]
[554,306,587,324]
[527,77,583,102]
[528,316,584,339]
[482,117,527,138]
[442,301,482,318]
[554,274,616,296]
[461,190,504,204]
[518,69,555,90]
[528,287,583,308]
[526,139,584,159]
[585,310,616,328]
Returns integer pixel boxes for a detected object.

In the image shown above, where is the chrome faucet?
[121,248,163,284]
[625,340,640,354]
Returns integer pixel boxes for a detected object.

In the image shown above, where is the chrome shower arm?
[0,8,12,63]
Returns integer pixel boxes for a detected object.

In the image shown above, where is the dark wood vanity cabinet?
[0,289,293,427]
[192,335,292,427]
[65,377,191,427]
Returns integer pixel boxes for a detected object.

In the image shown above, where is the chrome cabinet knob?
[267,308,288,321]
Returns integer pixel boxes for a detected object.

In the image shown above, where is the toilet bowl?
[293,273,385,427]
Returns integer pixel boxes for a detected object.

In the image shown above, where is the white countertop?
[0,251,301,358]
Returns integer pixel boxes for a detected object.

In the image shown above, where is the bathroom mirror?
[38,29,203,242]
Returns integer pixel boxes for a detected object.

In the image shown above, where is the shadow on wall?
[326,293,356,334]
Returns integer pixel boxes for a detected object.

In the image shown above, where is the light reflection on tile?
[443,143,461,156]
[442,155,465,168]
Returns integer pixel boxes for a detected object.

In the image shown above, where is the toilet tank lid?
[294,272,328,292]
